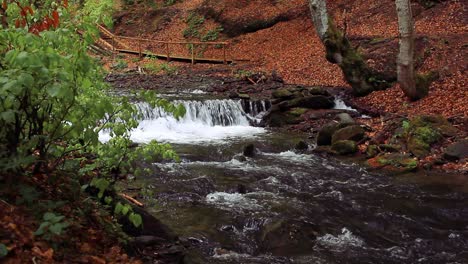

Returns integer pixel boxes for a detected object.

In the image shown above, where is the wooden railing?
[97,24,235,64]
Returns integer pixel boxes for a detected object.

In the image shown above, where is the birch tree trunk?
[396,0,419,100]
[308,0,329,41]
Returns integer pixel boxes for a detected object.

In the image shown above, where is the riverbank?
[104,67,467,175]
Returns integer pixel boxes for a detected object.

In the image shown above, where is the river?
[103,92,468,264]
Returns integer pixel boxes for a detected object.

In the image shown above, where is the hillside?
[111,0,467,118]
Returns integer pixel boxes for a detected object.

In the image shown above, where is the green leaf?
[114,202,123,215]
[121,204,131,216]
[43,212,56,221]
[0,243,8,258]
[49,222,69,235]
[34,222,50,236]
[104,196,113,204]
[129,213,142,228]
[0,111,15,123]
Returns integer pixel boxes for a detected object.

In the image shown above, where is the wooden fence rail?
[96,24,239,65]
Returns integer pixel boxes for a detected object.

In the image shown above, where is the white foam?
[206,192,262,211]
[333,99,358,112]
[317,227,365,248]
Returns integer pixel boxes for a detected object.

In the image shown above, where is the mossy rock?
[272,88,293,99]
[368,153,418,173]
[285,95,335,110]
[443,139,468,161]
[331,125,365,144]
[332,140,358,155]
[288,108,308,117]
[379,144,402,153]
[366,144,380,158]
[317,122,340,146]
[307,87,331,96]
[265,111,302,127]
[238,93,250,99]
[411,115,457,137]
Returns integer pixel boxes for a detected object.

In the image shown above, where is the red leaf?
[52,10,59,27]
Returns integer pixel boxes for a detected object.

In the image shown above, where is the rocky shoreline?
[106,70,466,175]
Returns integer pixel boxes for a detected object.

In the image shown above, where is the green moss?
[322,20,389,96]
[332,140,358,155]
[288,108,308,117]
[377,154,418,172]
[414,71,439,99]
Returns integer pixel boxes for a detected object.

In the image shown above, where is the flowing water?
[106,93,468,264]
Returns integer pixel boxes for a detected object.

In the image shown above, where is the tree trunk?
[396,0,420,100]
[308,0,329,41]
[308,0,392,96]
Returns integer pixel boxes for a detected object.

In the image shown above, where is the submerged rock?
[294,140,309,151]
[243,144,256,157]
[443,139,468,161]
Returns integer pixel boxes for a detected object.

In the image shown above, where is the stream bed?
[106,93,468,264]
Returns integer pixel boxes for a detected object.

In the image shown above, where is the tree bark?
[308,0,391,96]
[396,0,419,100]
[308,0,329,41]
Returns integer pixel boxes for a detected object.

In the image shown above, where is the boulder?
[332,140,358,155]
[336,113,355,125]
[294,140,309,151]
[272,88,293,99]
[243,144,256,157]
[285,95,335,110]
[443,139,468,161]
[288,108,308,117]
[331,125,366,144]
[307,87,331,96]
[317,122,340,146]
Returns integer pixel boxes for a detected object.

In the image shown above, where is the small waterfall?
[138,99,254,126]
[102,99,269,144]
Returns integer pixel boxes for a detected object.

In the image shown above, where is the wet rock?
[228,91,239,98]
[367,153,418,173]
[132,236,167,246]
[233,154,247,162]
[237,184,248,194]
[288,107,308,117]
[443,139,468,161]
[264,111,302,127]
[238,93,250,99]
[272,88,293,99]
[307,86,331,96]
[332,140,358,155]
[366,144,379,158]
[284,95,335,110]
[331,125,366,144]
[317,122,340,146]
[258,219,319,255]
[243,144,256,157]
[295,140,309,151]
[336,113,355,125]
[379,144,401,153]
